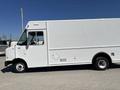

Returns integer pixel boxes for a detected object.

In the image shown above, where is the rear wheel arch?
[92,52,112,64]
[92,52,112,70]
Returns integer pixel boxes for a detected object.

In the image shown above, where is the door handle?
[18,47,21,49]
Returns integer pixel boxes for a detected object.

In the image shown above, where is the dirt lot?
[0,56,120,90]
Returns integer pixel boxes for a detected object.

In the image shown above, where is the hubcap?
[98,60,107,69]
[16,63,25,72]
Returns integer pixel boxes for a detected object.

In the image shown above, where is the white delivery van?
[5,18,120,72]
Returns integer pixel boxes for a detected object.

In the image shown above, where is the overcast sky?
[0,0,120,39]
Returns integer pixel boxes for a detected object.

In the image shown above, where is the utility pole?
[21,8,24,32]
[10,33,12,41]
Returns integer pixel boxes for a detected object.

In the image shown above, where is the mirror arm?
[26,38,29,49]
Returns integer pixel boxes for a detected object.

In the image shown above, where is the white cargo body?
[5,18,120,72]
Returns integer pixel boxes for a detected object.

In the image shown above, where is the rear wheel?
[93,57,109,70]
[13,62,26,73]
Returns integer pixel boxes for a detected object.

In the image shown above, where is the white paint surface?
[5,18,120,68]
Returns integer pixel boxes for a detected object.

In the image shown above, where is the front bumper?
[5,61,12,66]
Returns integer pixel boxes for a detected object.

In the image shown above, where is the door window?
[28,31,44,45]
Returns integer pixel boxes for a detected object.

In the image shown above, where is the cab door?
[26,30,48,68]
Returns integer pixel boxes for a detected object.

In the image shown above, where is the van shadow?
[27,64,93,73]
[1,64,120,73]
[0,54,5,57]
[1,65,13,73]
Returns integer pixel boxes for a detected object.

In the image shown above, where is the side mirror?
[8,40,11,47]
[26,38,29,49]
[26,43,29,49]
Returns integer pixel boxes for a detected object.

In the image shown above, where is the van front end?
[5,40,28,73]
[5,43,16,66]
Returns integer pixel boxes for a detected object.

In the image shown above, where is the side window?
[36,32,44,45]
[28,31,44,45]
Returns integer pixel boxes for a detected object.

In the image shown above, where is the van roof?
[25,18,120,30]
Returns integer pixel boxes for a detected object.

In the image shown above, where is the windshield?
[17,30,27,45]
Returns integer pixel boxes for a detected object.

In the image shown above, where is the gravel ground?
[0,56,120,90]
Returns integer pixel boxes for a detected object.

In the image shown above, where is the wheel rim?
[98,60,107,69]
[16,63,25,72]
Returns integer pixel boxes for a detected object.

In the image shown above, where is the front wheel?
[93,57,109,70]
[13,62,26,73]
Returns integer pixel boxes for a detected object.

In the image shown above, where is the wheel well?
[12,58,28,68]
[92,52,112,64]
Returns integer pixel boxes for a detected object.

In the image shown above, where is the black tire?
[13,62,26,73]
[93,57,109,70]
